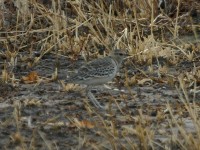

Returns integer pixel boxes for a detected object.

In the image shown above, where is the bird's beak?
[124,53,131,60]
[126,53,130,56]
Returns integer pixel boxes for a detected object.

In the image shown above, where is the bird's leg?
[86,87,105,109]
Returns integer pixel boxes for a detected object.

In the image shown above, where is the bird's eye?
[119,53,123,56]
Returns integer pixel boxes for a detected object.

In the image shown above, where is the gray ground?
[1,47,200,149]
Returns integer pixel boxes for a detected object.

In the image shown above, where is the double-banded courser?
[67,49,128,109]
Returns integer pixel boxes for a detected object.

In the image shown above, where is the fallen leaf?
[60,80,80,92]
[10,132,23,144]
[21,71,39,84]
[73,118,95,129]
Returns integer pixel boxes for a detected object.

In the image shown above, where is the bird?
[66,49,129,109]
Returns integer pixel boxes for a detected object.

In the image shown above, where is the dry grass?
[0,0,200,149]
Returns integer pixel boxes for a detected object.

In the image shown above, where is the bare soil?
[1,44,200,149]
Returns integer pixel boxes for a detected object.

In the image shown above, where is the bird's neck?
[111,56,124,69]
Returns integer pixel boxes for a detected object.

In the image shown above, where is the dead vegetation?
[0,0,200,149]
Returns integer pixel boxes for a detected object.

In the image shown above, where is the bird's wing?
[69,57,116,81]
[83,57,116,76]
